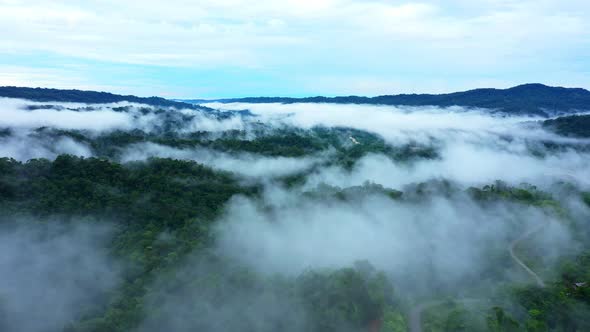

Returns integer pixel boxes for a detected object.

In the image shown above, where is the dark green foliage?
[543,114,590,138]
[0,155,402,332]
[106,256,397,332]
[36,126,439,169]
[304,181,403,202]
[90,130,149,156]
[0,154,412,332]
[468,181,553,205]
[403,179,459,200]
[4,84,590,332]
[507,251,590,332]
[207,132,325,157]
[0,86,196,109]
[295,261,394,332]
[0,128,11,137]
[203,84,590,116]
[486,307,520,332]
[6,156,250,225]
[0,156,257,332]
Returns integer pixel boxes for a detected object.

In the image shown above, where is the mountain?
[3,84,590,116]
[544,114,590,138]
[187,84,590,116]
[0,86,197,109]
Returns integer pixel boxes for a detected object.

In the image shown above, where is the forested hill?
[4,84,589,116]
[544,114,590,138]
[0,86,197,109]
[190,84,590,116]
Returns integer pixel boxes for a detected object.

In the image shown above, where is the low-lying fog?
[1,97,589,331]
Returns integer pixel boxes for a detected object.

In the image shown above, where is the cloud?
[3,98,589,189]
[137,250,309,332]
[0,130,92,161]
[204,102,590,189]
[120,142,322,178]
[1,94,589,330]
[206,102,539,136]
[180,110,246,133]
[206,102,570,143]
[0,98,134,131]
[2,98,589,190]
[1,0,586,67]
[0,98,245,134]
[0,220,121,332]
[303,145,590,191]
[212,186,578,298]
[0,0,588,95]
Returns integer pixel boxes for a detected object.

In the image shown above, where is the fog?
[0,129,92,161]
[205,102,544,143]
[206,102,590,189]
[137,251,309,332]
[3,97,589,189]
[0,98,134,131]
[120,142,324,178]
[303,145,590,191]
[213,186,573,293]
[128,102,590,330]
[0,98,243,133]
[133,179,589,331]
[1,97,589,330]
[0,221,121,332]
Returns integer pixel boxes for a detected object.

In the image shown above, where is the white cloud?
[0,98,244,134]
[0,0,587,73]
[120,142,323,178]
[207,102,590,188]
[0,221,121,332]
[214,187,576,297]
[0,98,134,131]
[0,131,92,161]
[205,102,541,141]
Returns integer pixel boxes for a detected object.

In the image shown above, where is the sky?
[0,0,589,98]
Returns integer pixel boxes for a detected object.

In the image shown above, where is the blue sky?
[0,0,588,98]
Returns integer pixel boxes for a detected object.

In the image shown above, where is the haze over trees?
[186,84,590,117]
[0,86,589,332]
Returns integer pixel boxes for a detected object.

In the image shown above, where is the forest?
[193,84,590,116]
[0,90,589,332]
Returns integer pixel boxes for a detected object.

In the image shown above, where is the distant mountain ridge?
[0,86,197,109]
[186,84,590,116]
[2,84,589,116]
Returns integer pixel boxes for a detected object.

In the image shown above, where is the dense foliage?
[0,86,196,109]
[544,114,590,138]
[0,149,588,332]
[1,88,590,332]
[198,84,590,116]
[0,155,412,332]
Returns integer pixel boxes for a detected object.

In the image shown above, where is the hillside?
[188,84,590,116]
[544,114,590,138]
[0,88,590,332]
[3,84,589,116]
[0,86,196,109]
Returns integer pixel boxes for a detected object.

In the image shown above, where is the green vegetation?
[31,126,439,169]
[510,253,590,332]
[206,84,590,116]
[544,114,590,138]
[1,150,589,332]
[0,156,408,331]
[1,93,590,332]
[0,86,197,109]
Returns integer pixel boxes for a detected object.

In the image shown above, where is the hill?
[0,86,197,109]
[187,84,590,116]
[544,114,590,137]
